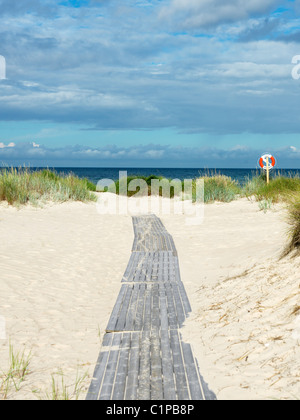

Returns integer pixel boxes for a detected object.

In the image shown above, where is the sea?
[22,167,300,186]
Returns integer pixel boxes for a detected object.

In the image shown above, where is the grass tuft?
[198,174,241,203]
[0,343,32,399]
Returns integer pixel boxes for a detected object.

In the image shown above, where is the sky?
[0,0,300,168]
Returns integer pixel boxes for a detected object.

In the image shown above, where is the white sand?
[0,195,299,400]
[161,198,300,400]
[0,199,133,400]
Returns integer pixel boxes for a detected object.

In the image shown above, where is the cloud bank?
[0,0,299,135]
[0,142,299,168]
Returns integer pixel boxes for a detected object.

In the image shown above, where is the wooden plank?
[125,252,139,282]
[112,333,131,400]
[160,329,177,400]
[159,292,169,331]
[138,331,151,400]
[165,283,178,330]
[106,285,128,333]
[99,333,122,400]
[172,282,188,327]
[143,284,152,331]
[125,332,140,400]
[125,284,139,331]
[145,252,154,282]
[150,329,163,400]
[181,340,204,401]
[122,253,135,282]
[115,286,134,332]
[169,330,190,400]
[134,283,146,331]
[86,333,113,400]
[151,284,160,330]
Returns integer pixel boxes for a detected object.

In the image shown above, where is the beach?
[0,194,299,400]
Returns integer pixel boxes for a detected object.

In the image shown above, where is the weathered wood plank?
[151,284,160,330]
[125,285,139,331]
[111,333,131,400]
[134,283,146,331]
[169,330,190,400]
[138,331,151,400]
[86,333,113,400]
[181,340,204,401]
[99,334,122,400]
[124,333,140,400]
[160,329,177,400]
[106,285,128,333]
[115,285,134,332]
[150,329,163,400]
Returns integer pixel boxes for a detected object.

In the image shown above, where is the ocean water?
[4,167,300,186]
[33,167,300,186]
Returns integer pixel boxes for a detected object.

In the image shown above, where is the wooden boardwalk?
[86,215,216,401]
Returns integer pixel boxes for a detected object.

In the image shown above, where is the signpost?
[259,154,276,184]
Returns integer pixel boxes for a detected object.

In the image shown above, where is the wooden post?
[266,156,270,185]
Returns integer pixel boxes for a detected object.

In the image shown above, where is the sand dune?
[0,196,299,399]
[161,198,300,400]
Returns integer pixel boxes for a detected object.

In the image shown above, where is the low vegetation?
[0,168,96,205]
[0,343,31,400]
[200,174,241,203]
[283,193,300,257]
[244,172,300,203]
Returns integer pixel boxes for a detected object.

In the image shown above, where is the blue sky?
[0,0,300,167]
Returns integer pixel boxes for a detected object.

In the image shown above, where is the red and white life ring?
[259,154,276,170]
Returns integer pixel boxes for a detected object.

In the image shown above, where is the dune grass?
[244,172,300,203]
[283,193,300,257]
[199,174,241,203]
[0,168,97,206]
[0,343,32,400]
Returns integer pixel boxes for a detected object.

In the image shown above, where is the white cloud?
[0,142,15,148]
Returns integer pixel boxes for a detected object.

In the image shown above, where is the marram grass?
[283,193,300,257]
[0,168,97,206]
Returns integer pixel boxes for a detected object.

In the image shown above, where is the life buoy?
[259,154,276,170]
